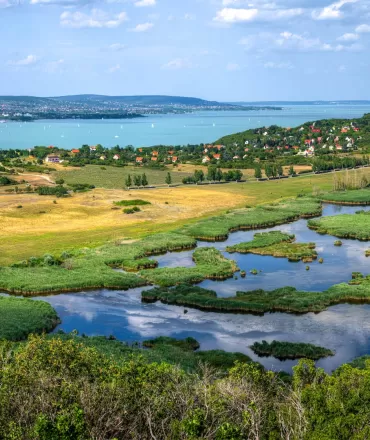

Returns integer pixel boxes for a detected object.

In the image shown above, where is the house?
[203,148,209,154]
[90,146,97,151]
[138,148,143,153]
[168,150,174,155]
[293,146,299,151]
[71,149,80,154]
[213,154,221,160]
[99,155,106,161]
[202,156,211,163]
[245,140,249,145]
[244,148,249,152]
[214,145,224,150]
[136,157,144,163]
[354,127,360,132]
[113,154,120,160]
[341,127,350,133]
[152,151,159,156]
[336,145,343,151]
[151,157,158,162]
[45,155,60,163]
[172,156,178,163]
[48,145,55,149]
[233,155,240,160]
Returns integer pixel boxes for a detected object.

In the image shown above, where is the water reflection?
[31,203,370,373]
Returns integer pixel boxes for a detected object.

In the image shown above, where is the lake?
[34,204,370,373]
[1,103,370,150]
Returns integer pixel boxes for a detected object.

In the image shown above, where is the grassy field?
[0,167,369,265]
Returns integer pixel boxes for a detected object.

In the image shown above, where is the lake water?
[34,204,370,373]
[1,103,370,150]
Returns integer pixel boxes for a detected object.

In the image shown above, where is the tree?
[215,168,223,182]
[134,175,142,187]
[277,164,284,177]
[207,166,217,182]
[194,170,204,184]
[141,173,148,187]
[255,164,262,179]
[265,164,273,179]
[289,165,296,176]
[125,174,132,188]
[165,172,172,186]
[233,170,243,181]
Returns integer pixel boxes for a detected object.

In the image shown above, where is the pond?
[34,204,370,373]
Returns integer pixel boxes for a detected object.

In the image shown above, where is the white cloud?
[337,32,359,41]
[338,64,346,72]
[264,61,294,69]
[226,62,241,71]
[7,54,39,66]
[0,0,16,7]
[129,22,153,32]
[134,0,155,6]
[356,24,370,33]
[108,43,127,51]
[214,7,304,23]
[108,64,121,73]
[312,0,358,20]
[162,58,192,70]
[60,9,127,29]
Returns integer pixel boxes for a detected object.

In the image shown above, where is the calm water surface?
[1,104,370,149]
[33,204,370,373]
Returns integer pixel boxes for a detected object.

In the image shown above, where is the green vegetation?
[226,231,317,262]
[250,340,334,360]
[0,176,17,186]
[1,334,370,439]
[140,247,238,287]
[68,183,95,193]
[309,211,370,240]
[142,276,370,314]
[37,185,69,197]
[180,198,322,240]
[0,233,197,295]
[0,297,59,340]
[114,199,151,206]
[320,188,370,205]
[123,206,141,214]
[142,336,200,351]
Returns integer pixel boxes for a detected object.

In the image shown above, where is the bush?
[37,185,69,198]
[114,199,151,206]
[123,207,141,214]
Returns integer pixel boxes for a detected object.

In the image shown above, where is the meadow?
[320,188,370,205]
[1,167,368,265]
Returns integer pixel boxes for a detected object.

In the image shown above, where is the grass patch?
[142,336,200,351]
[140,248,239,287]
[123,207,141,214]
[226,231,317,262]
[308,211,370,240]
[0,297,59,340]
[250,340,334,360]
[180,198,322,240]
[142,277,370,315]
[114,199,151,206]
[320,188,370,205]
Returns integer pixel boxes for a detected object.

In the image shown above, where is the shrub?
[114,199,151,207]
[123,207,141,214]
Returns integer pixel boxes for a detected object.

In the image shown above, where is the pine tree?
[125,174,132,188]
[134,175,142,187]
[254,165,262,179]
[142,173,148,187]
[165,172,172,186]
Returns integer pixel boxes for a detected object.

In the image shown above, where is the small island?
[250,340,334,360]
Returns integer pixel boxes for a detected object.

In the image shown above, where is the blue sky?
[0,0,369,100]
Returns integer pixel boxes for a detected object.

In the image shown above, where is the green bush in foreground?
[250,340,334,360]
[1,334,370,439]
[308,211,370,240]
[0,297,59,340]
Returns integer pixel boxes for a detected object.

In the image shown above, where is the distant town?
[0,94,282,122]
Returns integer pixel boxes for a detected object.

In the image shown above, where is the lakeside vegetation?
[308,210,370,240]
[0,297,59,340]
[320,188,370,204]
[226,231,317,262]
[180,197,322,240]
[142,277,370,314]
[0,334,370,439]
[250,340,334,360]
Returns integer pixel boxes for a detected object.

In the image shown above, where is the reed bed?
[320,188,370,205]
[179,198,322,240]
[140,247,239,287]
[142,278,370,315]
[250,340,334,360]
[308,211,370,240]
[227,231,317,261]
[0,297,59,340]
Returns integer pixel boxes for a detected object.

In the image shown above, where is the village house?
[99,155,106,160]
[90,146,97,151]
[71,149,80,154]
[213,153,221,160]
[45,154,60,163]
[113,154,120,160]
[136,157,144,163]
[151,157,158,162]
[202,156,211,163]
[152,151,159,156]
[172,156,178,163]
